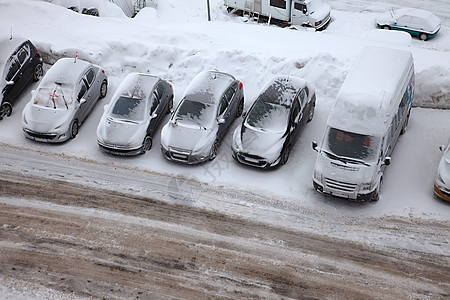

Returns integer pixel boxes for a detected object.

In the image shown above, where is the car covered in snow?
[97,73,174,156]
[22,57,107,142]
[160,70,244,164]
[434,139,450,202]
[1,37,43,120]
[231,75,315,168]
[376,8,441,41]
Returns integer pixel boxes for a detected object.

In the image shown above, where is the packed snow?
[1,1,449,216]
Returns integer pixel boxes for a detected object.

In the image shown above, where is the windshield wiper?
[322,150,370,166]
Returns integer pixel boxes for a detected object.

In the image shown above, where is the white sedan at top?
[22,57,107,143]
[376,8,441,41]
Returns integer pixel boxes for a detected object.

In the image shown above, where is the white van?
[312,46,414,201]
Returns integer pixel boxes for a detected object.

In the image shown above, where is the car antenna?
[74,51,78,63]
[10,27,13,40]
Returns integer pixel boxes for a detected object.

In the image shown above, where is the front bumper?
[98,142,143,156]
[161,145,209,165]
[232,149,278,169]
[434,183,450,202]
[313,179,377,202]
[23,128,68,143]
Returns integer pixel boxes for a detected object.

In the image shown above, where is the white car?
[160,70,244,164]
[434,139,450,202]
[22,57,107,143]
[376,8,441,41]
[97,73,174,156]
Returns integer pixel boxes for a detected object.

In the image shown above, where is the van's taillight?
[239,81,243,90]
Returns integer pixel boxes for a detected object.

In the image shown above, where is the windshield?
[110,96,147,122]
[173,99,215,128]
[245,100,289,133]
[324,127,381,164]
[34,84,73,109]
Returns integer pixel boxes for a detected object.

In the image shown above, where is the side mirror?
[439,145,445,152]
[218,118,226,124]
[31,89,36,96]
[384,157,391,166]
[151,112,158,118]
[312,141,318,152]
[103,104,109,112]
[5,80,14,86]
[80,98,87,105]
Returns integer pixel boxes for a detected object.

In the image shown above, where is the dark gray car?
[160,70,245,164]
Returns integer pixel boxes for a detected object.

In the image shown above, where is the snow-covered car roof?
[0,36,29,91]
[377,8,441,33]
[328,46,413,136]
[113,73,159,100]
[40,57,91,88]
[182,71,235,105]
[259,75,307,107]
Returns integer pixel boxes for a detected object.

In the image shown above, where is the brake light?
[102,69,105,74]
[239,81,243,90]
[35,48,39,55]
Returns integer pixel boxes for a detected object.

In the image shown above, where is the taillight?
[35,48,39,55]
[239,81,243,90]
[101,69,105,74]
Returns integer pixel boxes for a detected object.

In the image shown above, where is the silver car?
[97,73,174,156]
[22,57,107,143]
[160,70,244,164]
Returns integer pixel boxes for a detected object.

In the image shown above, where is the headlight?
[313,169,322,181]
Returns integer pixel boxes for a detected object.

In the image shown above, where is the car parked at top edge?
[376,8,441,41]
[0,37,43,120]
[434,138,450,202]
[22,57,107,143]
[97,73,174,156]
[232,75,315,168]
[160,70,244,164]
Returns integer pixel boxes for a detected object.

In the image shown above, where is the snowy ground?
[1,0,450,298]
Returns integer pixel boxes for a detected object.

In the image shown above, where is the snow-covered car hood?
[435,146,450,188]
[310,3,331,22]
[23,103,72,133]
[162,121,215,152]
[97,117,148,148]
[238,124,285,162]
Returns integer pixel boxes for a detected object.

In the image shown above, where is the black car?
[231,75,315,168]
[0,37,43,120]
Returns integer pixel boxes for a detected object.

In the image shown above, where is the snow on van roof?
[328,46,413,136]
[183,70,235,105]
[41,57,91,87]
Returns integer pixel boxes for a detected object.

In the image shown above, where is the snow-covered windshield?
[245,99,289,133]
[110,96,147,122]
[324,127,381,164]
[174,99,215,128]
[34,84,73,109]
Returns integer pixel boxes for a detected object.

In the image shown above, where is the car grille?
[25,130,57,140]
[325,177,357,193]
[170,147,191,162]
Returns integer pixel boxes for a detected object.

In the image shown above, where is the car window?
[85,69,95,86]
[5,58,20,82]
[291,98,301,124]
[155,82,165,98]
[224,84,236,104]
[294,3,307,14]
[77,80,88,101]
[299,89,307,107]
[17,43,31,65]
[218,96,229,116]
[150,91,159,114]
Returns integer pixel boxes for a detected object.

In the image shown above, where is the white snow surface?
[0,0,449,297]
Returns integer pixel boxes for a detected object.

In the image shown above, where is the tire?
[0,102,13,120]
[167,95,173,114]
[280,144,291,165]
[419,33,428,41]
[99,80,108,99]
[33,63,43,82]
[210,140,219,160]
[236,98,244,117]
[307,104,315,122]
[70,119,79,139]
[142,136,152,154]
[382,25,390,30]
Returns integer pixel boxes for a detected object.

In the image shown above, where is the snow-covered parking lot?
[0,0,449,298]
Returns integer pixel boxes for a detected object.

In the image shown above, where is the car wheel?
[280,144,291,165]
[0,102,13,120]
[70,119,79,139]
[99,80,108,99]
[307,104,315,122]
[33,63,43,82]
[210,140,219,160]
[167,95,173,114]
[236,98,244,117]
[382,25,390,30]
[371,179,382,202]
[419,33,428,41]
[142,136,152,153]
